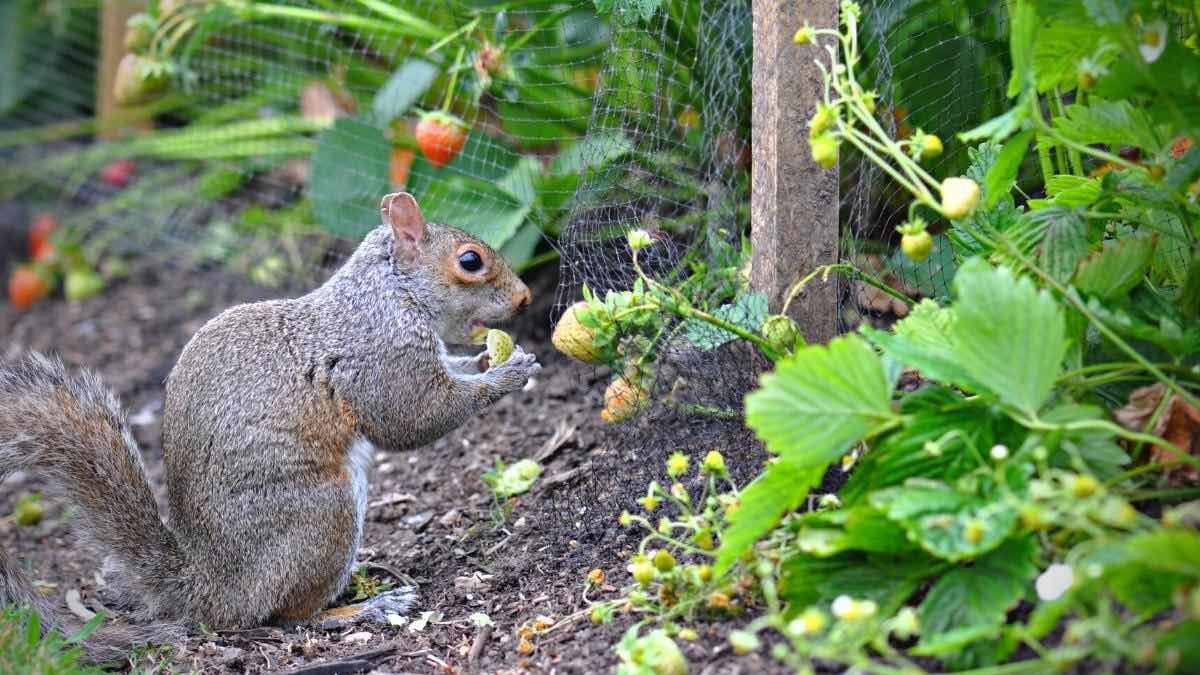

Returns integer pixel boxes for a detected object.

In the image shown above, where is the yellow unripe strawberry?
[653,549,676,573]
[551,301,601,364]
[940,177,981,219]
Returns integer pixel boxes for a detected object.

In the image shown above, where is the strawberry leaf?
[950,258,1066,416]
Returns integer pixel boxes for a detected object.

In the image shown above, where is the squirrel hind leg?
[310,586,419,631]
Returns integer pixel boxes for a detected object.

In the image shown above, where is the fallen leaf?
[1114,383,1200,483]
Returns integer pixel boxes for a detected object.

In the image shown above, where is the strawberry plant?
[588,1,1200,672]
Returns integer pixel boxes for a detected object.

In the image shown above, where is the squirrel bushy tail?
[0,353,186,662]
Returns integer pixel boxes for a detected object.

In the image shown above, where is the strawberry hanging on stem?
[415,46,470,168]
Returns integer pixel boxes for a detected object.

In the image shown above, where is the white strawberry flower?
[1035,563,1074,601]
[1139,18,1168,63]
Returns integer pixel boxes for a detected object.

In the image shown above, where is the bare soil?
[0,258,789,675]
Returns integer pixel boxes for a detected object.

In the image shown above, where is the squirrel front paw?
[488,345,540,392]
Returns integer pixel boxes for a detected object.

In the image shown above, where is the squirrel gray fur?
[0,192,539,662]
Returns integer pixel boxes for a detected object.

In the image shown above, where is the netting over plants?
[0,1,1024,542]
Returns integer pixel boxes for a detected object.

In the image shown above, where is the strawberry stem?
[441,46,466,113]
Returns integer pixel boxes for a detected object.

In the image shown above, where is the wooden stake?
[97,0,151,140]
[751,0,840,344]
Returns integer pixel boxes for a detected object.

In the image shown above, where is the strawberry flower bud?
[940,177,981,219]
[832,595,877,621]
[702,450,727,476]
[787,607,828,636]
[666,452,689,478]
[652,549,676,573]
[890,607,920,639]
[631,559,656,586]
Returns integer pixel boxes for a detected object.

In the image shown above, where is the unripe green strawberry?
[940,177,981,220]
[632,560,656,586]
[113,54,170,106]
[13,493,44,527]
[551,301,601,364]
[808,104,834,136]
[652,549,676,573]
[125,13,156,53]
[919,133,943,160]
[810,133,839,169]
[485,329,514,366]
[761,314,803,354]
[65,267,104,302]
[901,230,933,263]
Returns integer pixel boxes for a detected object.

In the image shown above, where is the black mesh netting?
[2,1,1041,548]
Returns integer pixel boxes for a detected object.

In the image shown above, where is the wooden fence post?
[97,0,150,140]
[751,0,840,344]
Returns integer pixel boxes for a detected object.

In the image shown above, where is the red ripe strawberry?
[28,213,56,256]
[415,112,468,168]
[100,159,137,188]
[8,265,49,310]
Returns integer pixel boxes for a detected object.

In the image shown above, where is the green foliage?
[0,606,105,675]
[309,118,392,238]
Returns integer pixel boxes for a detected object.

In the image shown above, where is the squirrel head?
[382,192,531,345]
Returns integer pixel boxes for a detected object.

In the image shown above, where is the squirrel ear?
[381,192,425,258]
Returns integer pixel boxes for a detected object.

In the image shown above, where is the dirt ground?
[0,254,791,675]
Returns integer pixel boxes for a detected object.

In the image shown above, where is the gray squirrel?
[0,192,540,661]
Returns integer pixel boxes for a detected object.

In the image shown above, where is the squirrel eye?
[458,250,484,273]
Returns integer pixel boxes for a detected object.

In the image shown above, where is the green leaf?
[309,118,392,238]
[372,59,439,125]
[1032,21,1109,92]
[871,483,1018,561]
[1006,0,1039,97]
[914,537,1038,655]
[840,390,1004,502]
[958,103,1028,144]
[984,130,1034,208]
[951,258,1067,415]
[780,553,935,621]
[1036,207,1089,283]
[862,300,980,391]
[550,132,633,175]
[1043,175,1101,208]
[1082,0,1130,24]
[498,222,543,270]
[714,460,823,575]
[1073,233,1157,301]
[684,292,767,350]
[745,335,898,466]
[1054,101,1165,154]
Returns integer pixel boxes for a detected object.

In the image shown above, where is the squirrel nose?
[512,284,531,314]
